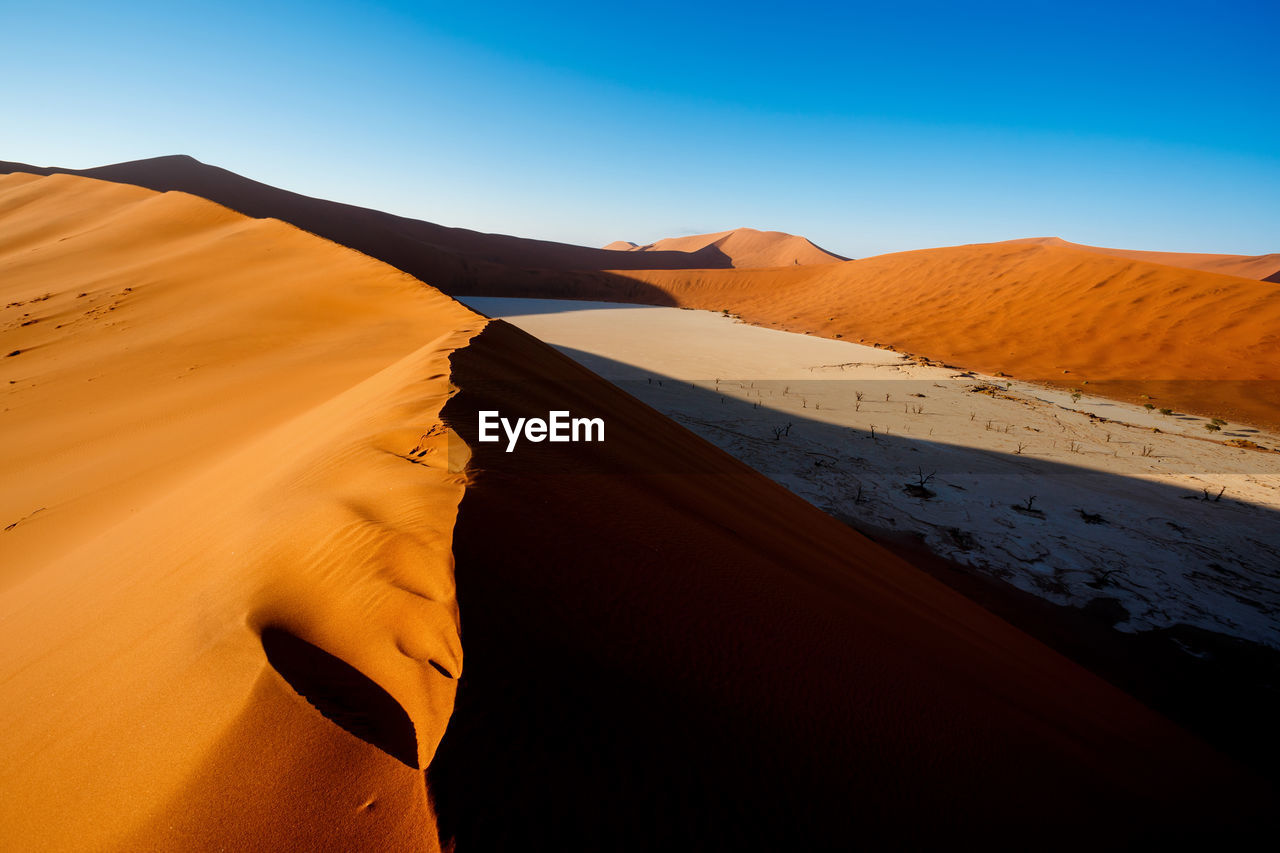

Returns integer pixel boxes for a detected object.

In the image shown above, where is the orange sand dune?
[603,239,1280,428]
[1,171,1276,849]
[0,172,484,849]
[603,226,847,267]
[1011,236,1280,280]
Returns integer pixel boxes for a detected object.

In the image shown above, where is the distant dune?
[1,156,747,276]
[3,170,1275,848]
[1012,236,1280,281]
[603,226,848,267]
[608,239,1280,429]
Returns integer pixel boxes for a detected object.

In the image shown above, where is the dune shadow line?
[0,157,717,306]
[260,627,419,768]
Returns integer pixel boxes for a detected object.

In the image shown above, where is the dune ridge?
[428,319,1275,848]
[1011,236,1280,280]
[602,226,848,267]
[602,239,1280,428]
[0,172,484,849]
[2,156,747,275]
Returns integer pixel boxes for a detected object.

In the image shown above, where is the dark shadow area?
[862,522,1280,786]
[261,627,419,769]
[429,321,1277,851]
[545,346,1280,779]
[458,296,671,318]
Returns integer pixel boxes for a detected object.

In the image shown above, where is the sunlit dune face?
[0,172,483,849]
[602,240,1280,429]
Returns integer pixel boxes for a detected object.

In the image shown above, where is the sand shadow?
[459,296,674,318]
[260,627,419,768]
[545,345,1280,767]
[427,322,1278,850]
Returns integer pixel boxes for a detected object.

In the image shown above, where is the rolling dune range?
[610,239,1280,430]
[603,226,847,267]
[1011,236,1280,281]
[7,157,1273,431]
[2,166,1277,848]
[0,157,835,278]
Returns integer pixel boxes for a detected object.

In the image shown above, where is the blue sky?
[4,1,1277,257]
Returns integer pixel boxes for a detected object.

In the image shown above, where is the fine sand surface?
[602,226,847,267]
[464,298,1280,649]
[0,172,484,849]
[1010,236,1280,281]
[4,167,1278,848]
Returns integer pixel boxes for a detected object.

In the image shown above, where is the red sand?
[603,226,847,267]
[0,172,483,849]
[1012,236,1280,281]
[606,240,1280,429]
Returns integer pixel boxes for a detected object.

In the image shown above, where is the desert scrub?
[903,468,937,500]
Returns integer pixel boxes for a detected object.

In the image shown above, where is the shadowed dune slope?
[1011,236,1280,280]
[606,240,1280,428]
[603,226,848,267]
[430,319,1275,850]
[1,156,740,275]
[0,172,485,850]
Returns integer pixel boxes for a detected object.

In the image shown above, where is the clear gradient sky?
[4,1,1277,258]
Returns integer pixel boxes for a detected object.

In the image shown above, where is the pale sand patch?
[465,297,1280,648]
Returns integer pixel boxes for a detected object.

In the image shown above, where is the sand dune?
[466,296,1280,776]
[430,319,1273,848]
[3,165,1277,848]
[603,239,1280,429]
[463,297,1280,647]
[1012,236,1280,280]
[2,156,757,276]
[603,226,848,267]
[0,172,484,849]
[10,158,1273,430]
